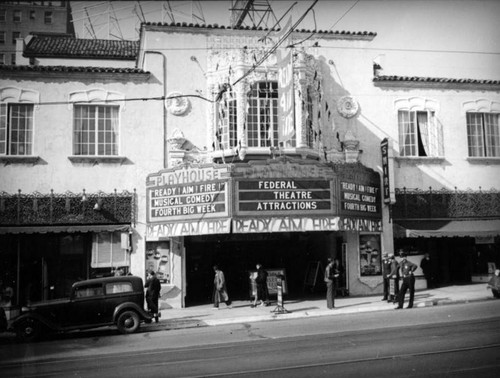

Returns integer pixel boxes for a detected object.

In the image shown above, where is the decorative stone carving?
[337,96,359,118]
[166,92,190,116]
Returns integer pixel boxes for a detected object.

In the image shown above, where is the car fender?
[113,302,153,322]
[9,312,58,332]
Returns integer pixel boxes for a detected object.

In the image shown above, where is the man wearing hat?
[395,252,417,309]
[381,252,392,301]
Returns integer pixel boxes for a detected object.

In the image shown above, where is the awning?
[0,224,131,235]
[394,219,500,238]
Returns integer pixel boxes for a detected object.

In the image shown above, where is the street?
[1,301,499,377]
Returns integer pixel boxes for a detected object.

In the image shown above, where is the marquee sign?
[236,179,332,215]
[146,164,231,239]
[145,160,383,239]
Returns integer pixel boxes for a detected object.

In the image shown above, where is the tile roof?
[143,21,377,38]
[374,75,500,86]
[0,65,148,75]
[24,35,139,60]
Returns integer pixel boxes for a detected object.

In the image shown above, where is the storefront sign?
[146,219,231,239]
[340,180,381,217]
[380,138,396,204]
[147,165,230,223]
[237,179,332,215]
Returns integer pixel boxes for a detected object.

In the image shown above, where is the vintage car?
[9,276,153,341]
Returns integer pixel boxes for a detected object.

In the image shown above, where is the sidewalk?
[158,283,494,330]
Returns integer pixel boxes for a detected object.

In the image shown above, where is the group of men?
[381,252,419,309]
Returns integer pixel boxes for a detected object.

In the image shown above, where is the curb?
[168,296,492,328]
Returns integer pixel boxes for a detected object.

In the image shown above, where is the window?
[466,113,500,157]
[247,82,278,147]
[73,105,119,156]
[11,53,15,65]
[13,10,21,23]
[216,91,237,149]
[44,11,52,24]
[30,10,35,20]
[105,282,133,294]
[0,31,5,44]
[0,9,6,22]
[12,31,20,45]
[91,232,128,268]
[75,284,104,298]
[0,103,34,155]
[398,110,442,157]
[0,54,4,65]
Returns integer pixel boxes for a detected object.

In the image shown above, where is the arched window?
[247,81,278,147]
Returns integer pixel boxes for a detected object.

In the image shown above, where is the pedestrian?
[486,269,500,299]
[324,257,339,309]
[333,258,345,296]
[420,253,434,288]
[252,263,269,307]
[381,252,392,301]
[388,253,399,303]
[395,252,418,309]
[212,265,232,309]
[144,270,161,322]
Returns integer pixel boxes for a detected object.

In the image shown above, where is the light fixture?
[81,189,87,202]
[93,198,103,211]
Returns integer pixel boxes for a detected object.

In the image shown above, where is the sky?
[70,0,500,79]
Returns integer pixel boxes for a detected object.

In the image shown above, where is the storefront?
[145,158,384,307]
[0,191,134,307]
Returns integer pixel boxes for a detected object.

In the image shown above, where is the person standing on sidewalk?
[486,269,500,298]
[420,253,435,289]
[212,265,232,310]
[381,252,392,301]
[395,252,418,309]
[252,263,269,307]
[325,258,339,309]
[145,270,161,322]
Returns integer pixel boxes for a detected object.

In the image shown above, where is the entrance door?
[185,232,336,306]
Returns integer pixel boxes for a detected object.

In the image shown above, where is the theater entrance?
[184,231,344,306]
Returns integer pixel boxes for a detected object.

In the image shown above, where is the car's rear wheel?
[117,311,140,334]
[15,318,44,342]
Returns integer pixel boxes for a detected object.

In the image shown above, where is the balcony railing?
[393,187,500,220]
[0,189,135,226]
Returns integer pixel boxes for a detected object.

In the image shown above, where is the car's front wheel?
[117,310,140,334]
[15,318,44,342]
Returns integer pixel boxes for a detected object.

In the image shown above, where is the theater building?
[139,23,393,308]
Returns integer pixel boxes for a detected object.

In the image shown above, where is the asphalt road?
[1,301,499,377]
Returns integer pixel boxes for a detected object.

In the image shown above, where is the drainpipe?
[143,51,168,169]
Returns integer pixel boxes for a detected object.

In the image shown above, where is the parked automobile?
[9,276,153,341]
